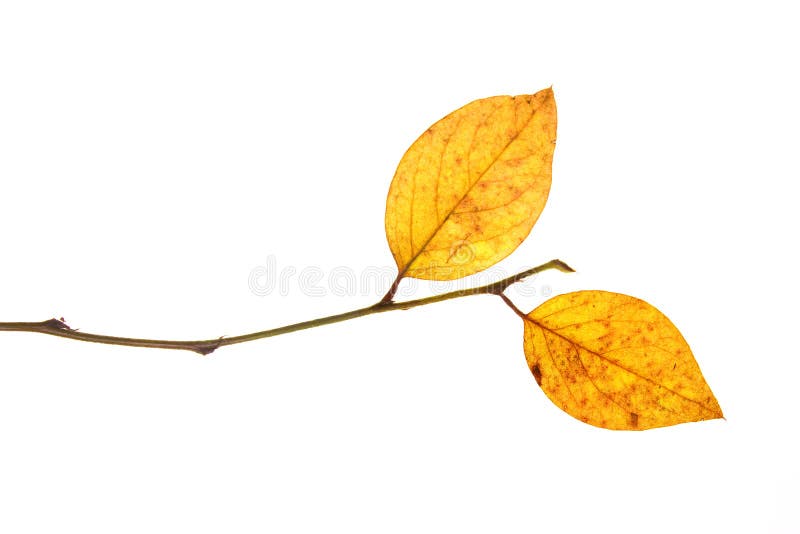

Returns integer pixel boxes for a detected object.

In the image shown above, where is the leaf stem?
[380,273,404,304]
[0,259,573,355]
[497,292,528,319]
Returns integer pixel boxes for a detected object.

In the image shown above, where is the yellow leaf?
[385,88,556,281]
[522,291,723,430]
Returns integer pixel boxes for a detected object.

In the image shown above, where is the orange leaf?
[522,291,723,430]
[385,88,556,281]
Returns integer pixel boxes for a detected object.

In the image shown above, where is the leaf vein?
[527,317,718,415]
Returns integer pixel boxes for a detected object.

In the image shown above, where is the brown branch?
[0,259,573,355]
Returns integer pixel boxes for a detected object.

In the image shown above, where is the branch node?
[195,336,226,356]
[42,317,73,331]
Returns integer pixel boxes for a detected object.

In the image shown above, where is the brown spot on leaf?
[630,412,639,428]
[531,364,542,386]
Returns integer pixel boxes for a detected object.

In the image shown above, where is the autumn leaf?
[521,290,722,430]
[385,88,556,281]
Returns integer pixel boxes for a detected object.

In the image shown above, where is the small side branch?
[0,259,573,355]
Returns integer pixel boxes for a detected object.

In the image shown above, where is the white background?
[1,1,798,532]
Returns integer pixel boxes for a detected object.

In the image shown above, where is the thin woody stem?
[0,259,573,355]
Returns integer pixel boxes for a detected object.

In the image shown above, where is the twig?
[0,259,573,355]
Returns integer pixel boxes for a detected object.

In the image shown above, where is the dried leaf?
[385,88,556,281]
[522,290,723,430]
